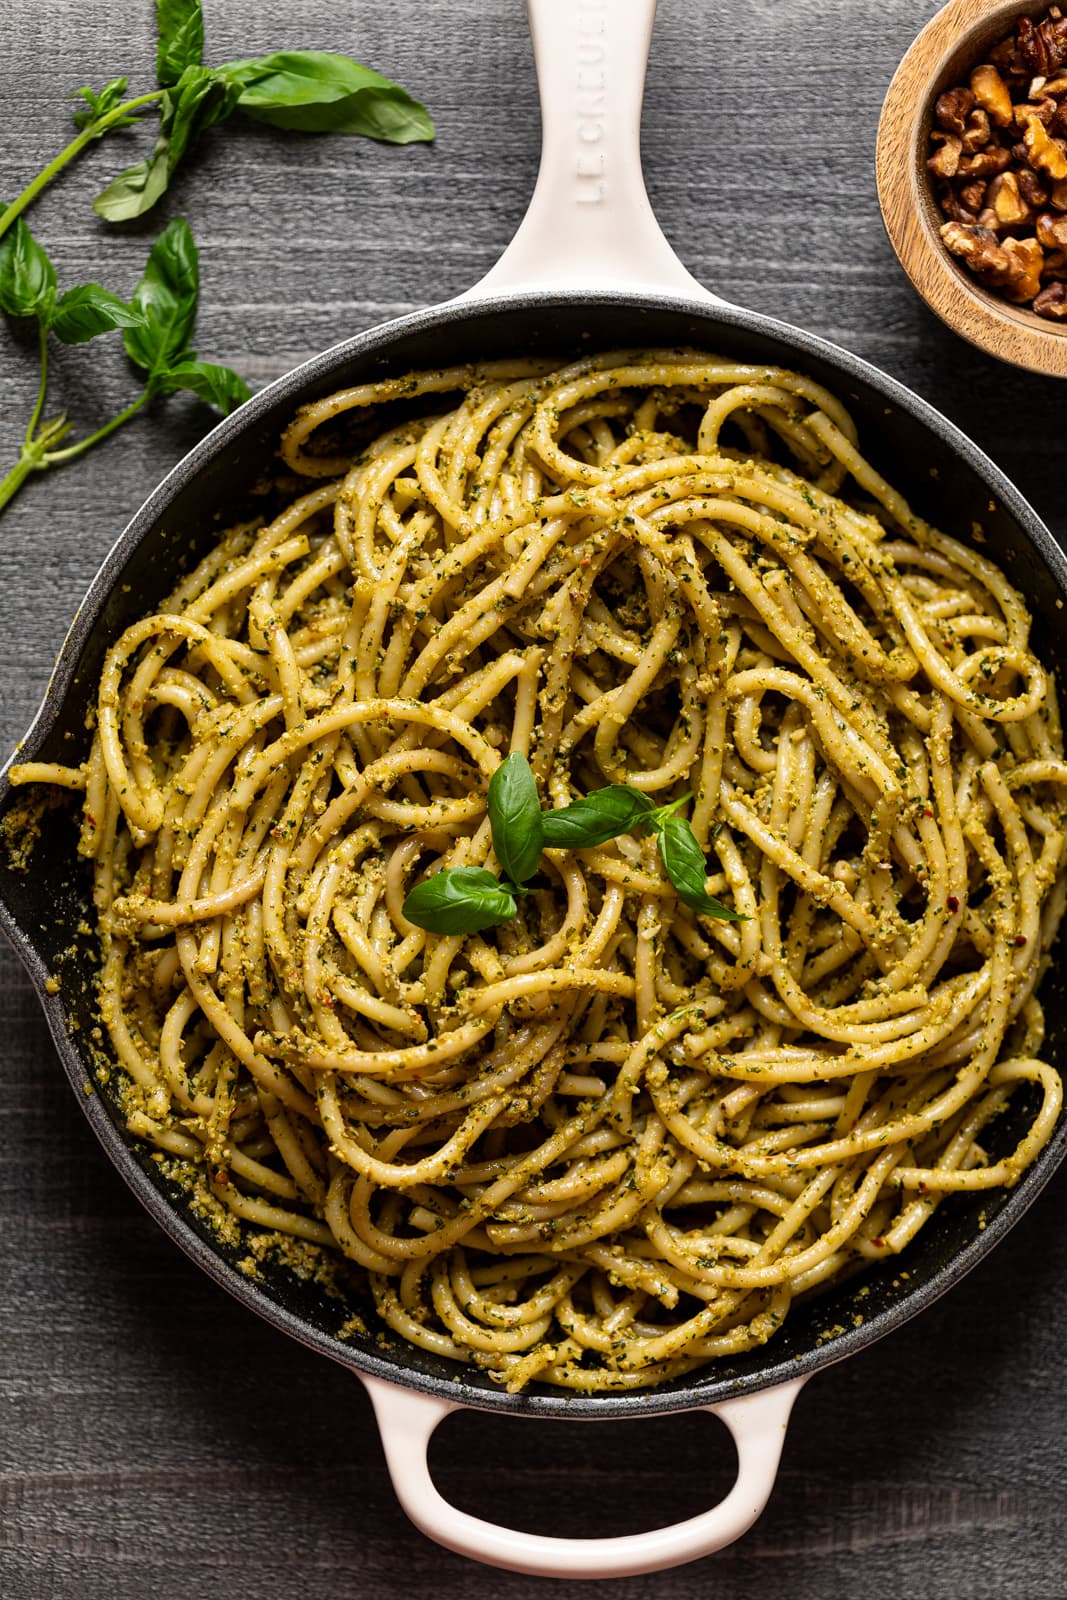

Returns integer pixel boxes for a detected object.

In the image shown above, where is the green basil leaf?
[50,284,139,344]
[154,359,252,413]
[156,0,205,87]
[72,77,134,133]
[487,753,543,886]
[0,216,56,320]
[656,816,743,921]
[402,867,516,935]
[122,217,199,377]
[541,785,655,851]
[225,51,434,142]
[93,141,172,222]
[94,66,241,222]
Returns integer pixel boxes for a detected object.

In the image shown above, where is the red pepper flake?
[1015,934,1027,947]
[946,895,959,913]
[923,806,934,818]
[871,1237,885,1248]
[214,1168,230,1185]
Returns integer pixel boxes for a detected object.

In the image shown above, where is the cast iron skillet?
[2,0,1066,1578]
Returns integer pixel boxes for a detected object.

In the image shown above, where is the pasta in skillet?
[14,349,1065,1392]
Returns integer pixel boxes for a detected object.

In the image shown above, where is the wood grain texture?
[1,2,1066,1596]
[876,0,1067,376]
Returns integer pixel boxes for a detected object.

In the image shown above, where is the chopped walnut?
[989,171,1031,224]
[1037,208,1067,245]
[1023,95,1059,126]
[1044,246,1067,275]
[937,181,978,224]
[928,133,963,178]
[935,86,975,133]
[1018,8,1067,76]
[970,63,1015,125]
[1001,235,1046,298]
[1019,106,1067,176]
[957,146,1013,177]
[1034,281,1067,315]
[940,221,1013,281]
[961,107,992,151]
[960,177,989,211]
[1052,177,1067,208]
[1018,168,1050,206]
[990,35,1029,84]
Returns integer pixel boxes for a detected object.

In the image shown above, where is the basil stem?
[0,88,165,248]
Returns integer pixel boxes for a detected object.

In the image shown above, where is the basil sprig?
[402,754,744,936]
[0,0,433,243]
[402,754,542,936]
[0,215,249,517]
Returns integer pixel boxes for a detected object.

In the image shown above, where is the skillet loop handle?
[359,1372,805,1579]
[457,0,724,305]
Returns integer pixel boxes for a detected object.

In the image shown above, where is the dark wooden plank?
[2,3,1066,1597]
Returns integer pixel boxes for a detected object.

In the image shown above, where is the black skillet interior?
[3,291,1066,1419]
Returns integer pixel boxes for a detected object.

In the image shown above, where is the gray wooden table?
[2,2,1065,1596]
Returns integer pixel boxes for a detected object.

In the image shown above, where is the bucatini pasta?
[13,349,1065,1392]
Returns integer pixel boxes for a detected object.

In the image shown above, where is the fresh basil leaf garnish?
[153,358,251,413]
[225,51,434,142]
[156,0,205,87]
[122,216,200,378]
[541,784,655,850]
[487,753,543,886]
[655,815,743,920]
[0,217,56,320]
[50,284,139,344]
[402,867,518,936]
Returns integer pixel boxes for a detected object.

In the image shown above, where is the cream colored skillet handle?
[363,0,780,1579]
[453,0,725,304]
[360,1373,806,1578]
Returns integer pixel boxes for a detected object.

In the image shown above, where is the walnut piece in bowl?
[930,7,1067,320]
[877,0,1067,375]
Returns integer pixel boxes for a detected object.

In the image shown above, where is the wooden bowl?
[877,0,1067,376]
